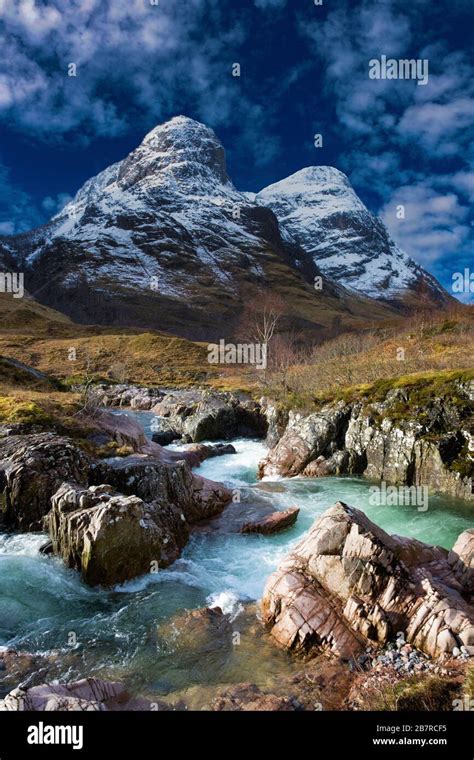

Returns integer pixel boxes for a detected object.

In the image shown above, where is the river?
[0,410,472,703]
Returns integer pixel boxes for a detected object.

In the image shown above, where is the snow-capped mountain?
[1,117,449,339]
[255,167,446,304]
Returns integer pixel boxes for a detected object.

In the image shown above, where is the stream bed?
[0,411,472,704]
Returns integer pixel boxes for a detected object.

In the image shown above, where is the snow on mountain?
[3,117,335,338]
[256,166,446,302]
[1,118,449,339]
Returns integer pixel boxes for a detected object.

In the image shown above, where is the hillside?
[0,117,452,342]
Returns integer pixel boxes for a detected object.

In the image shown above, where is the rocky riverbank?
[262,501,474,660]
[86,374,473,502]
[259,373,473,501]
[0,376,472,711]
[0,409,231,585]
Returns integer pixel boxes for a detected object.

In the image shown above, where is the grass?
[265,310,474,410]
[0,328,258,392]
[465,665,474,699]
[365,675,461,711]
[0,303,472,431]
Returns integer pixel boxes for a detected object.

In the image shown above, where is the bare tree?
[238,291,287,383]
[75,348,107,418]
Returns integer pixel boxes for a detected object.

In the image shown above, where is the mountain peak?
[117,115,231,191]
[257,165,365,217]
[142,115,211,144]
[259,165,351,188]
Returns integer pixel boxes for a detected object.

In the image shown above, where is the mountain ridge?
[0,116,452,340]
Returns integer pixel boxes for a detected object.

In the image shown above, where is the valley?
[0,116,471,715]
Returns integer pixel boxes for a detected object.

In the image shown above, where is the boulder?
[1,678,161,711]
[47,482,189,586]
[258,405,350,478]
[151,430,180,446]
[0,433,90,530]
[91,455,232,523]
[262,502,474,660]
[241,506,299,535]
[152,389,267,442]
[177,442,236,465]
[449,529,474,594]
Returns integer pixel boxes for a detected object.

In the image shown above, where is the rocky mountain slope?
[255,167,447,306]
[0,117,450,340]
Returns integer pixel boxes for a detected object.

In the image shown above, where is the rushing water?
[0,413,472,703]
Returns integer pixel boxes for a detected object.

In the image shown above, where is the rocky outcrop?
[94,384,164,410]
[1,678,160,711]
[262,502,474,661]
[176,443,236,464]
[90,454,232,523]
[259,403,351,478]
[260,400,290,448]
[0,433,90,530]
[151,389,267,442]
[0,410,209,532]
[241,506,299,535]
[449,529,474,594]
[258,378,473,500]
[47,482,189,586]
[49,457,232,585]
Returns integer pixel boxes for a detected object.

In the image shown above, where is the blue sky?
[0,0,472,300]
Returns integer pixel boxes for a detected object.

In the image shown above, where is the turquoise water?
[0,423,472,702]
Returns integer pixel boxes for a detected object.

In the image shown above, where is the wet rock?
[156,607,234,676]
[262,501,474,660]
[91,455,232,523]
[241,506,299,535]
[449,529,474,593]
[0,649,44,695]
[257,381,473,500]
[211,682,296,711]
[151,430,180,446]
[1,678,162,711]
[152,389,267,442]
[178,443,237,464]
[0,433,90,531]
[39,540,53,555]
[47,482,189,586]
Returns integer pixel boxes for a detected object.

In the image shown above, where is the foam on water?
[0,423,472,695]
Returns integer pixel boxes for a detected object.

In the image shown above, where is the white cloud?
[0,0,249,141]
[380,183,471,266]
[299,0,473,286]
[42,193,73,215]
